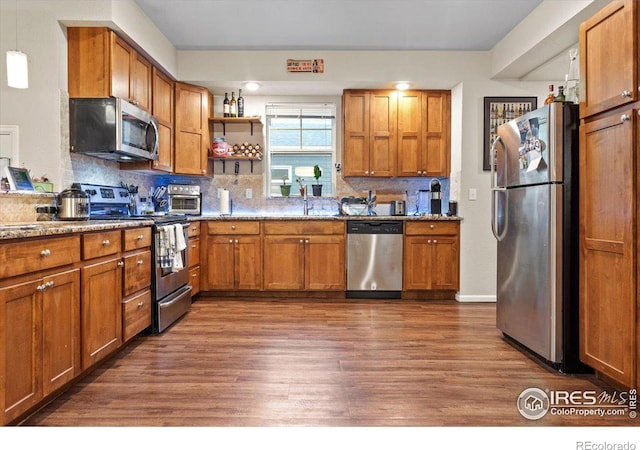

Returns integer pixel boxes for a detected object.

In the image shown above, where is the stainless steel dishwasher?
[346,220,403,298]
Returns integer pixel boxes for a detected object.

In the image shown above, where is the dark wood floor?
[23,298,634,426]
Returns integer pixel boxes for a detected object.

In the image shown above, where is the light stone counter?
[0,219,154,240]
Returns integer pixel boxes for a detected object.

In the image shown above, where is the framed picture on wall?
[483,96,538,171]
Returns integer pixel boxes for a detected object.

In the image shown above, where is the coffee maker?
[430,179,442,215]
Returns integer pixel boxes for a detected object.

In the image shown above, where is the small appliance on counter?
[389,200,406,216]
[430,179,442,215]
[56,186,90,220]
[167,184,201,215]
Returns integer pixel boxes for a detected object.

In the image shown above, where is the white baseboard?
[455,294,496,303]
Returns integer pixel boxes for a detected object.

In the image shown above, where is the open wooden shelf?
[209,116,262,135]
[209,155,263,173]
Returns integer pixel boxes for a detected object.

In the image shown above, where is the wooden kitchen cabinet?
[175,82,210,176]
[68,27,151,111]
[579,0,637,118]
[188,222,201,296]
[403,222,459,291]
[578,0,639,388]
[81,257,122,370]
[204,221,261,290]
[263,221,345,290]
[121,227,152,341]
[0,269,80,425]
[122,250,152,297]
[343,90,397,177]
[151,67,175,172]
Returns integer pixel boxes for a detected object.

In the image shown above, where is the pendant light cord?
[14,0,18,50]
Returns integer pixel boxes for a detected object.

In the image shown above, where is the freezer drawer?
[496,184,563,362]
[155,285,192,333]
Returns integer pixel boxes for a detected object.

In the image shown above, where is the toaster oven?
[167,184,201,215]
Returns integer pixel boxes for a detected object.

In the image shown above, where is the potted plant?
[296,177,306,196]
[312,165,323,196]
[280,177,291,197]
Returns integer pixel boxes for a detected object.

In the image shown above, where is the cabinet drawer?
[188,237,200,268]
[122,289,151,342]
[0,235,81,279]
[405,221,459,236]
[264,221,344,235]
[123,250,152,296]
[189,266,200,296]
[123,227,152,251]
[83,230,122,260]
[207,221,260,235]
[188,221,201,237]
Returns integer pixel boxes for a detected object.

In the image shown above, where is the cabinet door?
[430,236,459,290]
[67,27,111,98]
[131,51,152,111]
[579,109,636,387]
[189,237,200,269]
[175,82,209,176]
[580,110,637,386]
[235,237,262,290]
[397,91,423,177]
[305,235,345,290]
[403,236,433,290]
[369,90,397,177]
[205,236,235,289]
[81,258,123,370]
[110,33,132,101]
[123,250,152,297]
[189,267,201,296]
[343,91,370,176]
[580,0,637,118]
[42,269,81,396]
[152,67,174,172]
[0,280,42,425]
[263,236,305,290]
[422,91,451,176]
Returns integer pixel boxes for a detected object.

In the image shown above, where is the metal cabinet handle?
[137,301,145,308]
[102,239,110,246]
[36,284,46,292]
[621,90,632,98]
[365,171,369,175]
[117,261,124,267]
[137,235,144,240]
[305,239,309,244]
[429,224,435,229]
[191,226,197,231]
[137,260,144,265]
[228,239,233,244]
[40,249,51,257]
[231,225,236,230]
[621,114,630,122]
[370,171,375,175]
[191,273,197,278]
[427,239,432,244]
[191,244,197,248]
[433,239,438,244]
[417,171,422,175]
[45,281,55,288]
[235,239,239,244]
[299,239,304,244]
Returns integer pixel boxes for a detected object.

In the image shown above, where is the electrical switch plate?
[468,188,477,201]
[245,188,252,199]
[217,188,223,199]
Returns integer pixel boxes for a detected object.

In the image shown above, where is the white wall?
[0,0,568,301]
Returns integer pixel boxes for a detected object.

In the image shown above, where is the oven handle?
[159,291,189,309]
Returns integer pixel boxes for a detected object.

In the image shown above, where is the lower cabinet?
[81,257,123,370]
[205,236,262,290]
[188,222,201,296]
[0,269,80,425]
[263,221,346,291]
[122,290,151,342]
[403,221,460,291]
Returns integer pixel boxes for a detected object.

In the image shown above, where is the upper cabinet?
[151,67,175,173]
[68,27,151,112]
[580,0,638,118]
[343,89,451,178]
[174,82,210,176]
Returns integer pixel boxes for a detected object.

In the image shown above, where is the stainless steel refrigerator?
[490,102,588,373]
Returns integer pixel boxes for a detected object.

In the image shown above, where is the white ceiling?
[133,0,543,51]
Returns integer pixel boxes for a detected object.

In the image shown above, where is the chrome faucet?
[303,186,313,215]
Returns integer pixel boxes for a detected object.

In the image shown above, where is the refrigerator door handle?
[491,188,508,241]
[490,136,508,241]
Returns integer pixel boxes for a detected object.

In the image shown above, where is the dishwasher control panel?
[346,221,403,234]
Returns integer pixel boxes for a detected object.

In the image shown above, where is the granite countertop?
[0,214,461,240]
[0,219,154,240]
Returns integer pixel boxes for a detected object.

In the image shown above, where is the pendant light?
[6,0,28,89]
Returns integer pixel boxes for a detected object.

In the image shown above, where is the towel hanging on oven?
[172,224,186,272]
[157,225,175,269]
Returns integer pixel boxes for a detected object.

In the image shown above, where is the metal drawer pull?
[433,240,438,244]
[430,224,435,229]
[305,240,309,244]
[235,239,239,244]
[621,90,632,98]
[102,239,110,246]
[137,235,144,240]
[231,225,236,230]
[191,227,197,231]
[36,284,46,292]
[137,301,145,308]
[137,260,144,265]
[192,273,197,278]
[40,249,51,257]
[365,171,369,175]
[191,244,197,248]
[45,281,55,288]
[299,239,304,244]
[229,239,233,244]
[417,171,422,175]
[117,261,124,267]
[370,171,375,175]
[621,114,630,122]
[427,239,432,243]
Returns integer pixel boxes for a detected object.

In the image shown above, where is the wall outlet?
[468,188,477,201]
[217,188,223,199]
[245,188,252,199]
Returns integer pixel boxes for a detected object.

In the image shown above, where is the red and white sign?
[287,59,324,73]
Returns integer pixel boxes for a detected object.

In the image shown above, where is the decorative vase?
[312,184,323,196]
[280,185,291,197]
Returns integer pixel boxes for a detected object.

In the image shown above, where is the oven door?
[154,223,190,299]
[168,194,201,215]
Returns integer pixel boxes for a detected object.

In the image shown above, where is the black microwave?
[70,97,159,162]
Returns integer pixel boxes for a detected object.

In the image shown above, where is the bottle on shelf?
[565,48,580,104]
[223,93,230,117]
[544,84,556,104]
[230,91,237,117]
[554,86,566,103]
[237,89,244,117]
